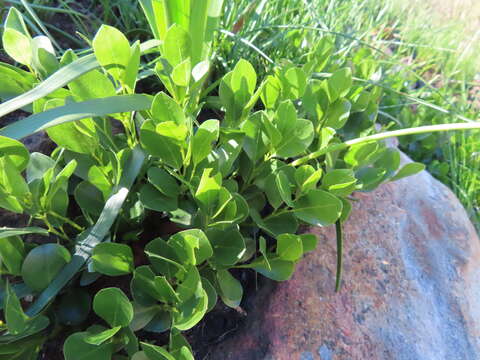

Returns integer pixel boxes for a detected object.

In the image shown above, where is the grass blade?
[292,122,480,167]
[139,0,168,40]
[0,94,152,140]
[0,226,48,239]
[19,0,61,50]
[0,54,97,118]
[0,40,160,118]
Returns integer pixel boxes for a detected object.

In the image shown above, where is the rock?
[207,156,480,360]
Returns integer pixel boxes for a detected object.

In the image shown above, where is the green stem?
[335,220,343,292]
[40,216,69,242]
[263,207,292,221]
[48,211,84,232]
[292,123,480,167]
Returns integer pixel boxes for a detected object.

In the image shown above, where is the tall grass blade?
[0,40,160,118]
[19,0,61,50]
[0,55,97,118]
[0,94,152,140]
[139,0,168,40]
[0,227,48,239]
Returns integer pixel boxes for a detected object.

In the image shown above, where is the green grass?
[3,0,479,229]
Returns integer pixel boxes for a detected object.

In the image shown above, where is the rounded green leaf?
[293,189,343,226]
[391,162,426,181]
[2,8,32,65]
[93,287,133,328]
[322,169,357,197]
[92,242,134,276]
[217,270,243,308]
[0,135,29,171]
[173,287,208,331]
[64,332,114,360]
[325,98,351,129]
[168,229,213,265]
[142,342,175,360]
[4,281,28,334]
[139,183,178,212]
[163,24,191,68]
[148,167,180,197]
[3,29,32,66]
[131,303,160,331]
[0,236,25,275]
[261,75,281,109]
[253,258,295,281]
[92,25,131,82]
[140,120,186,169]
[172,59,191,87]
[201,277,218,312]
[326,67,352,102]
[295,165,322,192]
[191,119,220,165]
[281,67,307,99]
[143,310,172,333]
[274,119,314,158]
[21,243,71,292]
[299,234,318,253]
[258,211,299,237]
[275,170,293,207]
[206,227,245,266]
[84,326,121,345]
[150,92,186,125]
[57,289,91,326]
[131,265,163,306]
[74,181,104,216]
[145,239,184,278]
[276,234,303,261]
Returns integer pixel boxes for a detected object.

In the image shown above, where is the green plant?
[220,0,480,231]
[1,5,480,360]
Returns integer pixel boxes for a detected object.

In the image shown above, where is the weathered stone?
[207,157,480,360]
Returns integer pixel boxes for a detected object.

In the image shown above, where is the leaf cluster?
[0,6,426,360]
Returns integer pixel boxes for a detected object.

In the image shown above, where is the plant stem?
[40,215,70,242]
[335,220,343,292]
[48,211,84,231]
[292,122,480,167]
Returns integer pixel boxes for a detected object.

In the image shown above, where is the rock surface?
[207,159,480,360]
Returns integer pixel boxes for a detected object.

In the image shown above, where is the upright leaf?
[2,8,32,65]
[0,136,29,171]
[4,281,29,334]
[163,24,191,67]
[92,25,131,82]
[192,120,219,165]
[0,236,25,275]
[217,270,243,308]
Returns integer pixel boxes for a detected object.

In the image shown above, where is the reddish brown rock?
[208,159,480,360]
